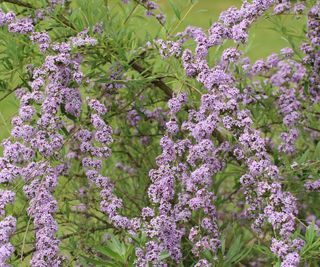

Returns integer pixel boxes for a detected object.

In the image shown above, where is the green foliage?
[301,224,320,263]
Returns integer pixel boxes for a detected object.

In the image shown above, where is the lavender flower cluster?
[136,92,225,266]
[76,99,140,232]
[0,5,108,266]
[243,49,306,154]
[146,1,318,266]
[0,0,319,266]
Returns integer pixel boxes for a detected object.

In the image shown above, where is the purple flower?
[8,18,34,34]
[87,99,107,115]
[127,110,141,127]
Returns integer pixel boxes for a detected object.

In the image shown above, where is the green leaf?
[314,142,320,160]
[226,236,242,260]
[298,149,310,164]
[124,244,135,261]
[221,234,226,255]
[305,223,316,245]
[167,0,181,20]
[160,251,170,260]
[80,255,115,266]
[95,245,124,263]
[109,235,127,257]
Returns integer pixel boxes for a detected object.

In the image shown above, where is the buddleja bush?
[0,0,319,266]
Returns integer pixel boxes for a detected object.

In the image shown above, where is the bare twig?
[304,125,320,133]
[0,86,20,103]
[123,2,139,25]
[20,217,31,262]
[130,61,173,99]
[21,225,110,258]
[0,0,34,9]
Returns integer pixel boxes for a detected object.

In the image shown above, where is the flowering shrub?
[0,0,319,266]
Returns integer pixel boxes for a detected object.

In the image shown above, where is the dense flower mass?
[0,0,319,266]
